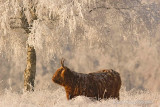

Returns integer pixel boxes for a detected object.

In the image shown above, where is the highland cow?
[52,58,121,100]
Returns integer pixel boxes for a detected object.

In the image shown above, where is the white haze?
[0,0,160,106]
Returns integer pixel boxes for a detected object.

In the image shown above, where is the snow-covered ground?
[0,87,159,107]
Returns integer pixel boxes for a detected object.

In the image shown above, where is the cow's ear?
[61,58,65,68]
[61,69,65,78]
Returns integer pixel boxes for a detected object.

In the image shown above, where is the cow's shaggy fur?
[52,59,121,100]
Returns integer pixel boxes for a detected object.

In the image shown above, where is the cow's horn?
[61,58,65,68]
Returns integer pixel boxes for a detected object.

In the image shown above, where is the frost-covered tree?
[0,0,160,91]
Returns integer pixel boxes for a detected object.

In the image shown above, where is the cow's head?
[52,58,72,86]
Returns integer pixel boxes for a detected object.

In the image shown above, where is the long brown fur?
[52,59,121,100]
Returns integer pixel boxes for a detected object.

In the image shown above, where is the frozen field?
[0,87,159,107]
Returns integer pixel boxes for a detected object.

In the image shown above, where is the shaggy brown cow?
[52,58,121,100]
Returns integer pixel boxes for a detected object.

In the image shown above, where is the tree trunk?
[24,45,36,91]
[20,1,37,91]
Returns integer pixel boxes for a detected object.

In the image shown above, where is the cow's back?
[88,69,121,100]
